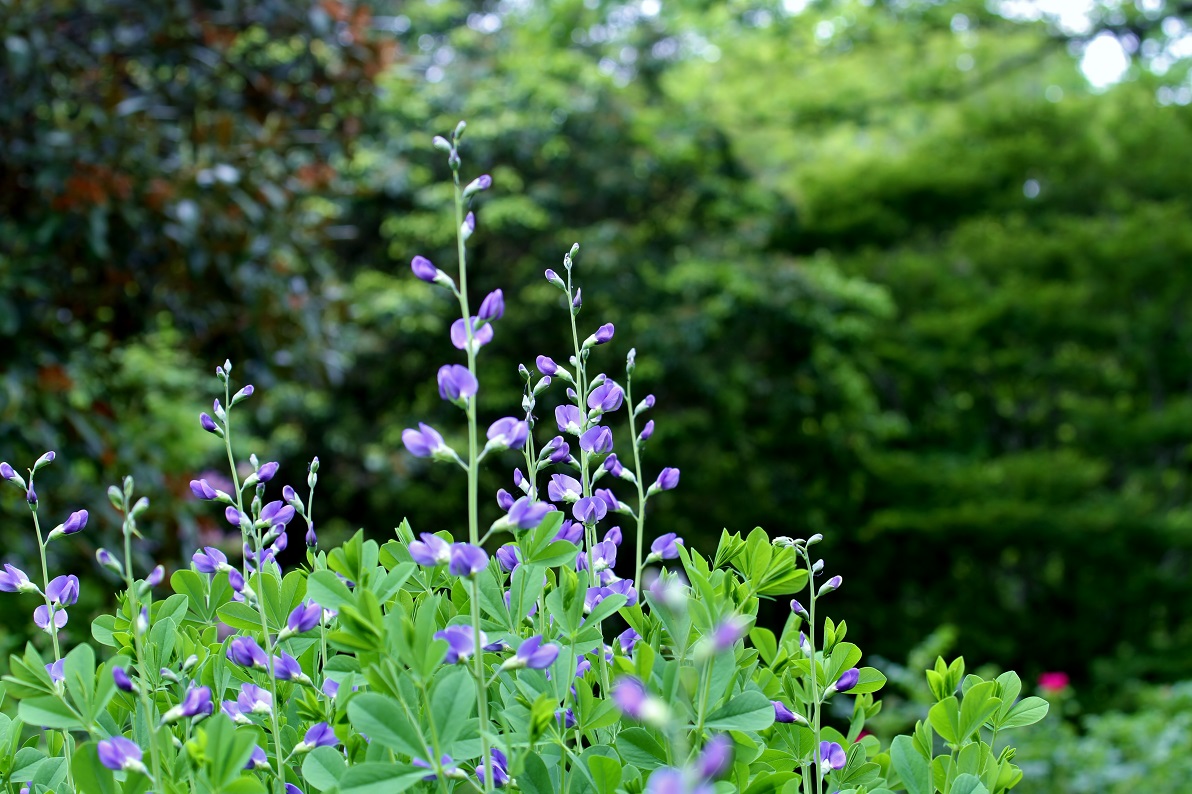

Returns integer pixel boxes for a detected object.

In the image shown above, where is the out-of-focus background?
[2,0,1191,787]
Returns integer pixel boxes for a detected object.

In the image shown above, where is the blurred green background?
[3,0,1192,786]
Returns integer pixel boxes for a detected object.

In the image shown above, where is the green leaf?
[18,695,82,730]
[951,773,990,794]
[217,601,268,634]
[517,752,557,794]
[203,714,259,788]
[587,753,622,794]
[890,735,930,794]
[62,642,97,720]
[9,747,46,782]
[616,727,667,770]
[928,696,960,744]
[958,681,1000,741]
[91,614,123,648]
[307,570,354,613]
[848,666,887,695]
[348,693,424,757]
[302,745,348,791]
[703,690,775,732]
[431,666,475,749]
[337,762,428,794]
[750,628,777,666]
[70,743,118,794]
[998,696,1049,729]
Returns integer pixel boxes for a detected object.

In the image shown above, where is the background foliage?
[4,0,1192,772]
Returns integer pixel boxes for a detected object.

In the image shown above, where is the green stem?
[801,549,823,794]
[624,374,648,588]
[31,508,74,791]
[123,518,164,784]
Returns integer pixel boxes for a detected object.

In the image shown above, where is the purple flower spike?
[200,413,219,434]
[487,417,529,450]
[409,533,452,567]
[508,635,561,670]
[411,255,438,282]
[256,462,279,483]
[34,605,67,632]
[302,722,338,749]
[612,676,648,719]
[61,509,89,535]
[505,497,555,531]
[0,564,33,593]
[579,425,614,454]
[594,323,615,344]
[287,602,322,635]
[548,474,582,503]
[450,317,494,351]
[46,575,79,605]
[46,659,65,684]
[98,736,144,772]
[818,741,847,773]
[475,748,510,788]
[193,546,227,575]
[496,544,522,571]
[832,667,860,693]
[572,496,607,525]
[227,636,269,669]
[448,543,489,577]
[773,700,799,723]
[649,532,684,560]
[438,364,479,401]
[536,355,558,375]
[588,381,625,413]
[639,420,655,441]
[554,404,583,435]
[113,667,135,693]
[479,289,505,321]
[699,735,733,780]
[652,467,680,492]
[402,423,449,459]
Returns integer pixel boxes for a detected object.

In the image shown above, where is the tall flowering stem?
[447,125,495,793]
[624,368,649,588]
[797,543,824,794]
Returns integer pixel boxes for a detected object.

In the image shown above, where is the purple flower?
[409,533,452,566]
[572,496,607,525]
[773,701,798,723]
[246,746,269,770]
[579,425,614,454]
[145,565,164,588]
[613,676,647,719]
[34,605,67,632]
[536,355,558,375]
[649,533,684,561]
[604,526,623,545]
[603,454,625,478]
[260,500,296,528]
[618,628,641,654]
[644,768,687,794]
[818,741,847,773]
[438,364,479,401]
[578,541,617,574]
[255,462,279,483]
[594,323,615,344]
[554,520,583,544]
[224,506,242,527]
[496,489,515,511]
[818,575,843,596]
[790,599,809,619]
[463,211,476,236]
[572,288,583,309]
[556,707,577,729]
[595,488,621,514]
[607,578,638,607]
[228,568,246,593]
[448,543,489,577]
[545,269,565,289]
[450,317,494,351]
[200,412,219,434]
[487,417,529,450]
[478,289,505,321]
[435,624,490,664]
[273,652,305,682]
[710,616,749,652]
[0,462,19,484]
[464,174,493,196]
[588,381,624,413]
[639,420,655,441]
[413,755,459,782]
[411,255,439,282]
[653,467,679,491]
[495,544,521,572]
[302,722,338,749]
[58,509,89,536]
[286,786,303,794]
[546,436,571,463]
[547,474,582,503]
[508,635,560,670]
[179,685,214,718]
[227,636,269,669]
[190,479,219,500]
[402,423,449,458]
[25,484,36,506]
[832,667,860,693]
[237,683,273,714]
[46,659,64,684]
[322,678,340,698]
[554,404,584,435]
[699,735,733,779]
[306,524,318,548]
[113,667,135,692]
[98,737,144,772]
[0,564,33,593]
[46,575,79,606]
[193,546,227,575]
[505,497,555,530]
[287,602,322,634]
[475,748,510,788]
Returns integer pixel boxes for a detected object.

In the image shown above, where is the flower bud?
[33,451,55,471]
[463,174,492,197]
[432,135,452,152]
[545,269,566,290]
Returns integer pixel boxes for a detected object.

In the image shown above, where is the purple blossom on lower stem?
[475,747,510,788]
[46,575,79,605]
[287,602,321,635]
[0,563,35,593]
[255,461,279,483]
[54,509,89,537]
[496,489,515,511]
[299,722,338,751]
[553,519,583,543]
[450,317,494,351]
[408,533,452,567]
[536,355,558,375]
[607,578,638,606]
[579,425,614,454]
[411,255,439,282]
[604,525,623,545]
[647,532,684,562]
[113,667,135,693]
[578,540,617,574]
[200,412,219,434]
[237,683,272,714]
[34,605,67,632]
[603,453,625,479]
[306,524,318,548]
[0,461,20,485]
[554,404,584,435]
[818,575,843,596]
[438,364,479,402]
[818,741,847,774]
[486,417,529,451]
[448,543,489,577]
[618,627,641,654]
[193,546,228,575]
[413,755,460,782]
[286,785,304,794]
[273,652,308,682]
[548,474,582,503]
[790,599,809,620]
[650,467,680,493]
[503,635,560,671]
[572,496,607,524]
[163,685,214,722]
[708,615,749,653]
[556,707,577,729]
[260,500,296,528]
[322,678,340,698]
[225,506,243,527]
[478,289,504,322]
[773,701,800,723]
[495,544,521,572]
[545,436,570,463]
[246,746,269,770]
[222,701,249,724]
[98,737,145,773]
[699,735,733,779]
[830,667,860,693]
[612,676,648,719]
[595,323,615,344]
[588,381,624,413]
[227,636,269,669]
[46,659,64,684]
[435,625,490,664]
[228,568,246,596]
[402,423,450,459]
[504,497,555,531]
[639,420,655,441]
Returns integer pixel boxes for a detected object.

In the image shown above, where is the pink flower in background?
[1037,672,1070,693]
